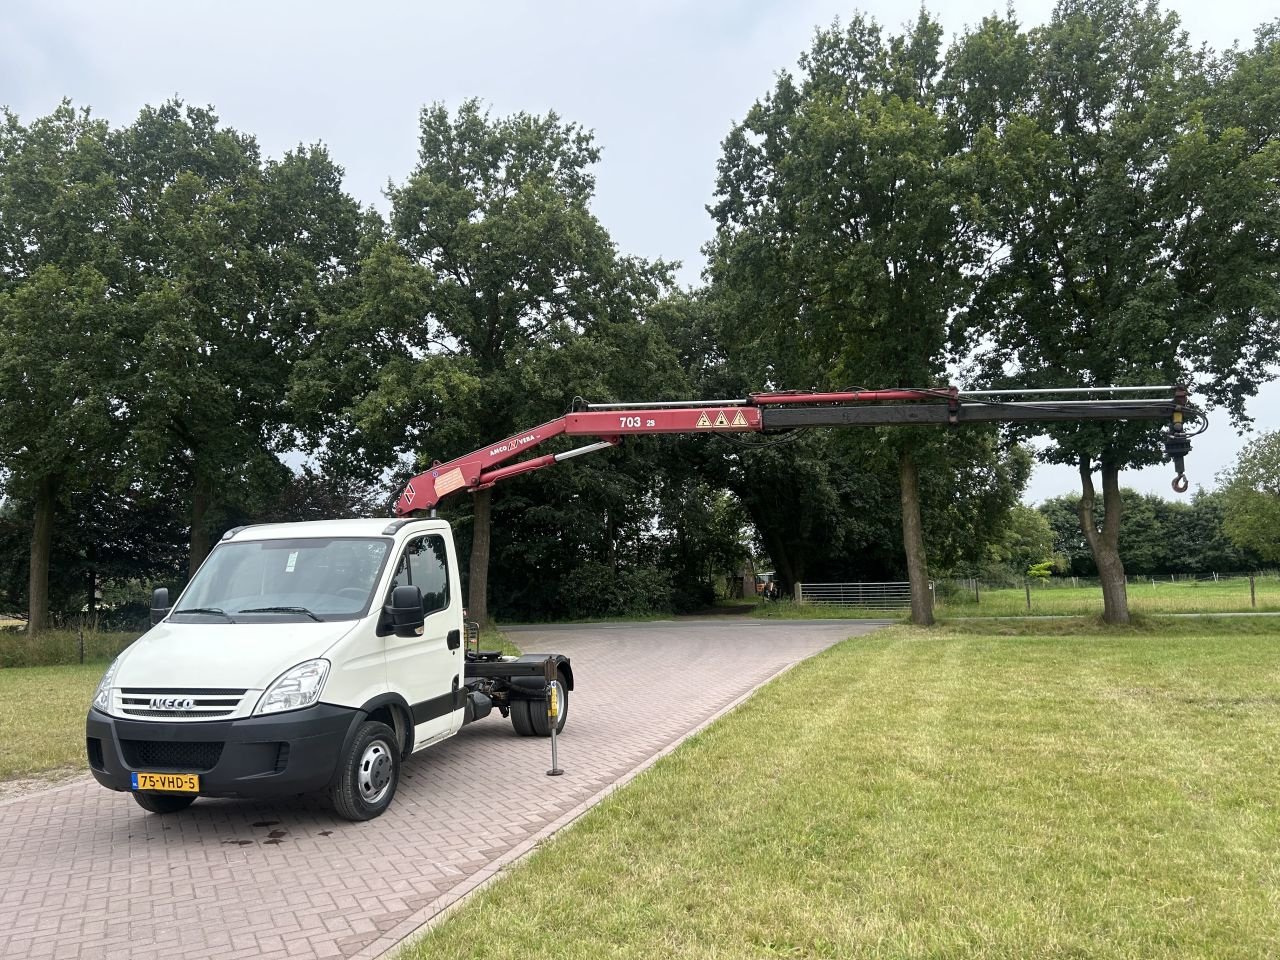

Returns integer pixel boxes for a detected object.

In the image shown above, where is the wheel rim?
[357,739,394,805]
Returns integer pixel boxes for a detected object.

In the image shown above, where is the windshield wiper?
[238,606,325,622]
[174,607,236,622]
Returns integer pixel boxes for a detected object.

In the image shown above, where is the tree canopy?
[708,12,1009,624]
[1221,432,1280,564]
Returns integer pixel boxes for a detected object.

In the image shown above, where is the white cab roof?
[221,518,449,542]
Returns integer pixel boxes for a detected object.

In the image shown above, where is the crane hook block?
[1163,429,1193,494]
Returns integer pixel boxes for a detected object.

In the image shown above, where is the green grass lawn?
[752,576,1280,620]
[478,623,522,657]
[0,628,140,667]
[940,576,1280,617]
[752,600,897,619]
[0,663,105,780]
[403,617,1280,960]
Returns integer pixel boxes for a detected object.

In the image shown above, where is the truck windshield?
[174,538,391,622]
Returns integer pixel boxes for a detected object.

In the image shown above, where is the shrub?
[557,562,674,619]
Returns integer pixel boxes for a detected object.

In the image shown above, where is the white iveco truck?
[85,518,572,820]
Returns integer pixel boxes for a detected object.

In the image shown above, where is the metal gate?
[794,581,919,610]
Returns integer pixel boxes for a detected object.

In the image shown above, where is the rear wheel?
[531,674,569,736]
[510,699,536,737]
[511,672,570,737]
[132,792,197,814]
[328,721,400,821]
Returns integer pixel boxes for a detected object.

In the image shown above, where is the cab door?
[382,533,462,745]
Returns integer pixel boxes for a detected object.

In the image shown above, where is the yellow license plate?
[131,772,200,793]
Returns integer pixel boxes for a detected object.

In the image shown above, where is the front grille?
[120,739,224,772]
[273,742,290,774]
[119,688,246,721]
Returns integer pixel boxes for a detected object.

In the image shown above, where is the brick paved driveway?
[0,618,884,960]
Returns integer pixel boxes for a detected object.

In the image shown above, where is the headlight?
[92,657,120,712]
[254,659,330,716]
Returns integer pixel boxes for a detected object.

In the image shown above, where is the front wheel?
[132,792,197,815]
[328,721,400,821]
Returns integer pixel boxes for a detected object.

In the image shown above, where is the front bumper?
[86,704,361,798]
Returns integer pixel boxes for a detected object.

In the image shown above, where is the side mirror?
[150,587,171,625]
[388,585,425,638]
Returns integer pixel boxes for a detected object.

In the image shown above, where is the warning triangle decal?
[731,410,748,427]
[696,412,712,428]
[714,411,730,427]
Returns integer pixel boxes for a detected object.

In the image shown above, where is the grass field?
[939,576,1280,617]
[0,628,141,667]
[403,617,1280,960]
[479,623,522,657]
[0,627,137,782]
[749,576,1280,619]
[0,663,105,781]
[752,600,893,619]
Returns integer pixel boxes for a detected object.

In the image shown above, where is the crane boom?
[395,385,1199,515]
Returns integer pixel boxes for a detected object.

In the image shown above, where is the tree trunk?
[188,470,214,578]
[27,475,58,634]
[899,447,934,626]
[1078,459,1129,624]
[468,488,492,625]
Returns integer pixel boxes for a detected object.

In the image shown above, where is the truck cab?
[86,518,571,820]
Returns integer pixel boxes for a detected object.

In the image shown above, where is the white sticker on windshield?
[285,551,298,573]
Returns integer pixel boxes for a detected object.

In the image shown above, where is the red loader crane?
[395,385,1202,515]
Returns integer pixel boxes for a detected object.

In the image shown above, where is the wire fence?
[935,572,1280,616]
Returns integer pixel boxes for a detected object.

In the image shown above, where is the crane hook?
[1163,427,1193,495]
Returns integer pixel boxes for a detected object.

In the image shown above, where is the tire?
[510,698,537,737]
[132,792,197,814]
[328,721,400,821]
[513,672,569,738]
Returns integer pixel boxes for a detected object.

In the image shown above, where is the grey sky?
[3,0,1275,503]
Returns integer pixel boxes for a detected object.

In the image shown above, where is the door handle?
[447,629,461,650]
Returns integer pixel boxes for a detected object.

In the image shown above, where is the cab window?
[388,535,451,616]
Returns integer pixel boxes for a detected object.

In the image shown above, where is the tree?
[306,101,672,624]
[1038,496,1095,576]
[1222,432,1280,564]
[0,104,124,632]
[951,2,1280,622]
[1037,486,1257,576]
[1182,489,1259,573]
[987,503,1056,575]
[709,13,988,624]
[112,101,361,574]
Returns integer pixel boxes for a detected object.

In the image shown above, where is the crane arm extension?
[395,386,1197,515]
[396,405,764,514]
